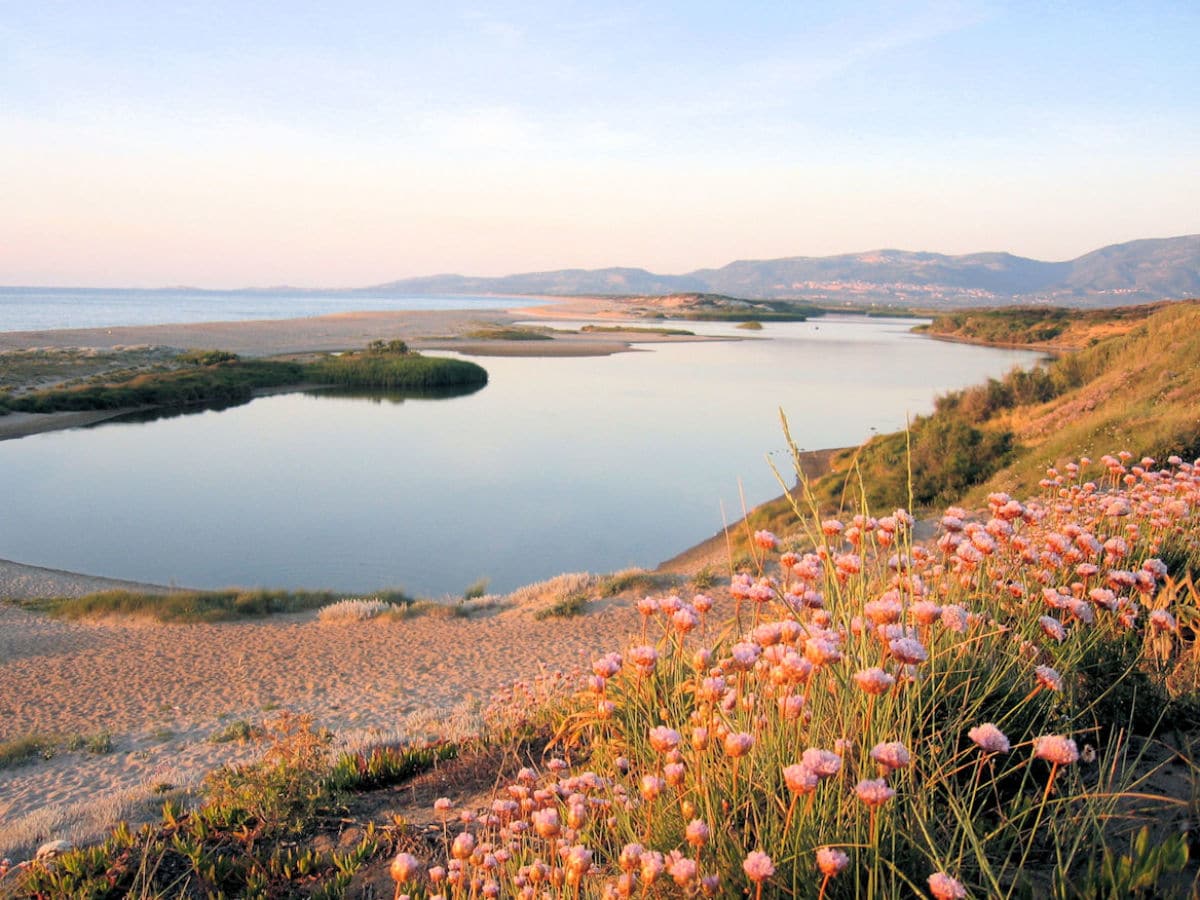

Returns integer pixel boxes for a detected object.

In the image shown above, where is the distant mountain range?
[362,234,1200,308]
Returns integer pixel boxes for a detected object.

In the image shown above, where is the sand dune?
[0,574,668,858]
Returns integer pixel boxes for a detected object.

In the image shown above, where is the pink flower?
[1034,735,1079,766]
[834,553,862,576]
[782,763,819,795]
[742,851,775,883]
[693,593,714,614]
[967,723,1010,754]
[941,604,969,633]
[659,594,684,614]
[668,854,698,886]
[639,774,665,800]
[390,852,423,884]
[910,600,944,625]
[1039,615,1066,642]
[629,645,658,675]
[564,801,588,830]
[671,606,700,633]
[591,652,622,678]
[648,726,681,753]
[804,637,842,666]
[1149,608,1177,632]
[754,530,778,550]
[1035,665,1062,692]
[864,595,903,625]
[816,846,849,877]
[564,845,593,880]
[730,642,763,670]
[801,747,842,778]
[853,667,896,695]
[778,693,806,720]
[869,741,911,771]
[531,807,560,838]
[639,851,665,885]
[888,637,928,664]
[854,778,896,807]
[618,843,643,872]
[685,819,710,848]
[723,731,755,757]
[928,872,967,899]
[450,832,475,859]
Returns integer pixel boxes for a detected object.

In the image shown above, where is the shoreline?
[919,329,1067,353]
[0,298,737,442]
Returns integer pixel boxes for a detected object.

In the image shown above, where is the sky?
[2,1,1198,288]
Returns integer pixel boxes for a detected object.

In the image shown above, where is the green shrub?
[0,734,52,769]
[463,578,489,600]
[533,593,588,619]
[209,720,257,744]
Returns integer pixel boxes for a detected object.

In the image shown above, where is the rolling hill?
[367,234,1200,308]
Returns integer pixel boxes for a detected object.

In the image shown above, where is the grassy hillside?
[739,301,1200,542]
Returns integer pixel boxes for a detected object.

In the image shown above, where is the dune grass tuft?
[13,588,413,623]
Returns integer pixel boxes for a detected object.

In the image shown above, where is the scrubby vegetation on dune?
[13,588,413,624]
[0,341,487,416]
[6,447,1200,897]
[919,302,1171,349]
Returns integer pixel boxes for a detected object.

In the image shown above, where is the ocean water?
[0,287,537,332]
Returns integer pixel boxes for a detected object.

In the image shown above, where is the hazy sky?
[3,1,1198,288]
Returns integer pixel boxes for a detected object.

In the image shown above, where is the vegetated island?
[599,292,822,322]
[0,340,486,422]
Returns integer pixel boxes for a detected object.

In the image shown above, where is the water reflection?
[304,383,487,404]
[84,381,487,428]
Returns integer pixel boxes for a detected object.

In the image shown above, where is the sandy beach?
[0,561,682,859]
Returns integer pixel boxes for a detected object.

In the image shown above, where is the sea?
[0,286,535,332]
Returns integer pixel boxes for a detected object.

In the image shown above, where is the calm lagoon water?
[0,317,1043,596]
[0,287,534,331]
